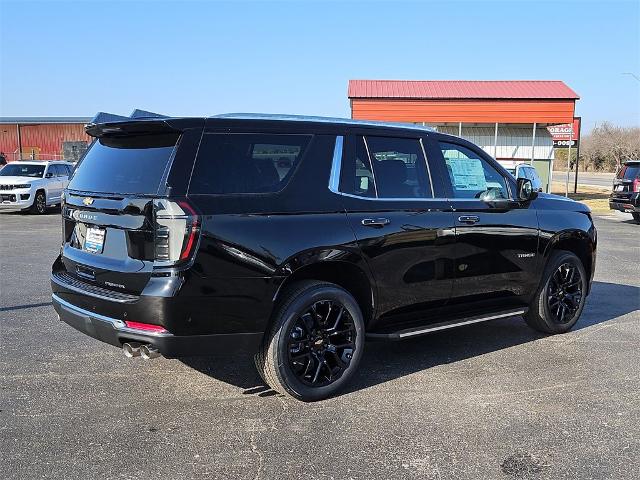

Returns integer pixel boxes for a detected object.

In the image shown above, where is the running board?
[366,308,528,340]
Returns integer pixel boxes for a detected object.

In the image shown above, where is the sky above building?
[1,0,639,131]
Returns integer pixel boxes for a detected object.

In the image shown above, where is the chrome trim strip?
[212,113,435,133]
[397,309,526,338]
[361,136,379,198]
[51,273,138,304]
[328,136,343,194]
[419,137,435,198]
[52,293,173,337]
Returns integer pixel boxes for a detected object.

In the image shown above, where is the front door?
[435,139,540,315]
[332,134,456,332]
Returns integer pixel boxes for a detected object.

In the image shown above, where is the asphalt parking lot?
[1,210,638,480]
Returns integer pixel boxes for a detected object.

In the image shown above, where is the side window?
[439,142,509,200]
[189,134,311,194]
[338,136,376,198]
[48,165,60,177]
[366,136,432,199]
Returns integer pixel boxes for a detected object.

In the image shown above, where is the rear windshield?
[0,164,45,177]
[617,163,640,180]
[68,133,179,194]
[189,133,311,194]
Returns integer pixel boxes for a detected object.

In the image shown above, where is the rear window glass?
[617,163,640,179]
[189,133,311,194]
[68,134,179,195]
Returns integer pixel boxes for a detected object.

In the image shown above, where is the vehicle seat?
[376,160,412,198]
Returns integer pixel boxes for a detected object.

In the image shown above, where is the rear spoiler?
[85,109,174,138]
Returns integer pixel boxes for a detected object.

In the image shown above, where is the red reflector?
[124,321,168,334]
[633,178,640,193]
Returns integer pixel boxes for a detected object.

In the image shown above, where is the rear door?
[57,128,195,295]
[334,133,456,331]
[434,139,540,314]
[45,164,63,201]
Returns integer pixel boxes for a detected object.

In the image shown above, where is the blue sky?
[1,0,638,131]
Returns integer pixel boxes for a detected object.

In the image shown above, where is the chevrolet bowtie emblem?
[83,197,94,206]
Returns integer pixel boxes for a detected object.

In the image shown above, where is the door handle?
[361,218,390,228]
[458,215,480,224]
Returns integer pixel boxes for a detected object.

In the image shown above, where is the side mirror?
[517,177,537,201]
[45,172,53,178]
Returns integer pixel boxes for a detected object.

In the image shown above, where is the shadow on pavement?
[179,281,639,396]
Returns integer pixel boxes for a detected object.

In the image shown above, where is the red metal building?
[0,117,91,162]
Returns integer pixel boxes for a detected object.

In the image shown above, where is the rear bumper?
[609,201,639,213]
[52,293,263,357]
[609,193,639,213]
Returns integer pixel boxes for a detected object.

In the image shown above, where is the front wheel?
[255,281,365,401]
[525,250,587,334]
[632,212,640,224]
[30,190,47,215]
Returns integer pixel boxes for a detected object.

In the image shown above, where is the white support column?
[493,122,499,158]
[530,122,537,166]
[458,121,462,138]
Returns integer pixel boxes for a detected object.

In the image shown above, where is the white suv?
[0,161,74,214]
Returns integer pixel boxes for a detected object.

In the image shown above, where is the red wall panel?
[0,123,90,159]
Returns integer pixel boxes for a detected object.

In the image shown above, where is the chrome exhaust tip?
[140,344,160,360]
[123,342,141,358]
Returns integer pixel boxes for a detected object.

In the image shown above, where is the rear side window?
[618,164,640,179]
[69,134,179,195]
[189,134,311,194]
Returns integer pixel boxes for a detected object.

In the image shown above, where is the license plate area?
[84,226,106,254]
[616,185,625,192]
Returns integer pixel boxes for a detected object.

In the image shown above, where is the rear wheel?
[632,212,640,224]
[255,280,365,401]
[525,250,587,334]
[30,190,47,215]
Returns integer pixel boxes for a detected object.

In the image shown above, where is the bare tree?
[579,123,640,172]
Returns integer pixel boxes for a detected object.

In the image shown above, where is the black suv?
[51,112,597,401]
[609,160,640,223]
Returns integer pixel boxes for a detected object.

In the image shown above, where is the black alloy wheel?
[545,262,583,324]
[286,300,357,387]
[255,280,365,401]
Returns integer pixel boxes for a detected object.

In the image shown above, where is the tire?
[524,250,587,334]
[30,190,47,215]
[255,280,365,401]
[632,212,640,224]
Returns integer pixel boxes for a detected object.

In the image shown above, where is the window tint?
[617,164,640,180]
[51,164,66,176]
[189,134,310,194]
[69,134,179,195]
[338,136,376,198]
[439,142,509,200]
[366,136,431,199]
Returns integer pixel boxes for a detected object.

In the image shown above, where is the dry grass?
[550,182,611,213]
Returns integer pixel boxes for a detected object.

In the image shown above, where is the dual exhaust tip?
[123,342,160,360]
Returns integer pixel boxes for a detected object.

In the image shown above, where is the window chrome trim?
[362,137,379,198]
[419,137,434,198]
[328,135,343,194]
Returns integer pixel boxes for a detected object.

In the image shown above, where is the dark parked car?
[51,112,597,401]
[609,160,640,223]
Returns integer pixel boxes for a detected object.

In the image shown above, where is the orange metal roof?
[348,80,579,100]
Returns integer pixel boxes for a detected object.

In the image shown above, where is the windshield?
[0,164,45,177]
[68,133,180,195]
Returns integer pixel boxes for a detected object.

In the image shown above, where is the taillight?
[154,199,201,265]
[633,178,640,193]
